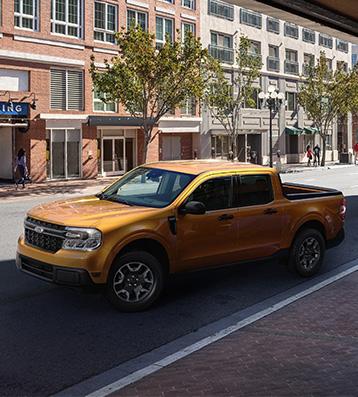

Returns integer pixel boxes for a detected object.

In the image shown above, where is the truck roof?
[147,160,270,176]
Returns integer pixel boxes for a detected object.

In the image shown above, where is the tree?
[298,52,358,166]
[90,26,212,163]
[203,36,262,160]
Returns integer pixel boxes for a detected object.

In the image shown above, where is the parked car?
[17,161,346,311]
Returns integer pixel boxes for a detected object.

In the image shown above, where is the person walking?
[354,142,358,165]
[313,144,321,167]
[14,148,28,189]
[306,145,313,167]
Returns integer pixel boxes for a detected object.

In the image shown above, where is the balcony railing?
[209,44,234,64]
[284,60,299,75]
[267,56,280,72]
[208,0,234,21]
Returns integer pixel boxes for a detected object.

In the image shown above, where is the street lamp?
[259,85,285,167]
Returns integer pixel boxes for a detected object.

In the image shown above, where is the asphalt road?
[1,166,358,397]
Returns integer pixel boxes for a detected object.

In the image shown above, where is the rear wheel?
[288,228,325,277]
[106,251,164,312]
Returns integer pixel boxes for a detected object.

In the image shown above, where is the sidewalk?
[114,270,358,397]
[280,162,355,173]
[0,177,118,201]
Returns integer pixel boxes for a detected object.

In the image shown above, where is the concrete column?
[347,112,353,152]
[278,78,286,154]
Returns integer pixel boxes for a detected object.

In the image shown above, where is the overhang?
[88,116,155,127]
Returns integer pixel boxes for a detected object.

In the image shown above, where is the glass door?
[102,137,125,175]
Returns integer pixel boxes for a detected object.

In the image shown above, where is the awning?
[304,127,319,134]
[88,116,156,127]
[285,126,303,135]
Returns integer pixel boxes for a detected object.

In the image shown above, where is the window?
[209,32,234,64]
[336,39,348,53]
[94,1,117,43]
[285,49,298,75]
[51,69,83,110]
[93,90,116,112]
[14,0,38,30]
[208,0,234,21]
[267,45,279,71]
[285,92,297,111]
[0,69,29,91]
[127,9,147,31]
[180,97,196,116]
[337,61,348,72]
[237,175,273,207]
[211,135,229,158]
[319,34,333,48]
[182,0,195,10]
[326,58,332,71]
[284,22,299,39]
[244,88,260,109]
[249,40,261,57]
[189,177,232,211]
[240,8,262,28]
[267,17,279,34]
[181,22,195,41]
[51,0,83,37]
[303,53,314,76]
[156,17,173,48]
[302,28,315,44]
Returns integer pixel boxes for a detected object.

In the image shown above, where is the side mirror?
[179,201,206,215]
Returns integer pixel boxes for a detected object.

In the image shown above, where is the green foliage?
[203,36,262,159]
[90,26,212,162]
[298,52,358,165]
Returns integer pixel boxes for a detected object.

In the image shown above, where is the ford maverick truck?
[17,161,345,311]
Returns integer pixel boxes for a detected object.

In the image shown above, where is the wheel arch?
[291,219,327,245]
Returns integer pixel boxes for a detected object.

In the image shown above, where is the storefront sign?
[0,102,29,117]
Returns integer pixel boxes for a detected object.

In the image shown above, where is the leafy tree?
[90,26,212,163]
[203,36,262,160]
[298,52,358,166]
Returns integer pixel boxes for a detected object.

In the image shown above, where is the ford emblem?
[35,226,44,234]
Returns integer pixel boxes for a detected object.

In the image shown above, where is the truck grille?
[24,217,66,253]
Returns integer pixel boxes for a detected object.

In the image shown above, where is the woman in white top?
[15,148,28,189]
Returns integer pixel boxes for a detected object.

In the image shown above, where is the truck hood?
[27,195,155,228]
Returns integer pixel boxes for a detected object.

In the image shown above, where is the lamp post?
[258,85,285,168]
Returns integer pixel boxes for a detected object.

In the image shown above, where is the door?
[51,129,80,179]
[176,176,238,270]
[162,136,181,160]
[234,174,283,260]
[0,127,13,179]
[103,137,125,175]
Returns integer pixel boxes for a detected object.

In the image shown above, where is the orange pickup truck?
[16,161,345,311]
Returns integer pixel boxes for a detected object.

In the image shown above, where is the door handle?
[218,214,234,221]
[264,208,278,215]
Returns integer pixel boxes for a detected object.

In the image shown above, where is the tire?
[288,228,325,277]
[106,250,165,312]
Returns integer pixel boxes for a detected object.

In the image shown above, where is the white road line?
[86,262,358,397]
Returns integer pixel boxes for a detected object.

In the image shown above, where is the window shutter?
[50,69,66,110]
[67,70,83,110]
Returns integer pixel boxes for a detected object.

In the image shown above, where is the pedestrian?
[354,142,358,165]
[313,144,321,167]
[306,145,313,167]
[14,148,28,189]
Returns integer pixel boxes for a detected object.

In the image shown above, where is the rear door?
[234,174,284,261]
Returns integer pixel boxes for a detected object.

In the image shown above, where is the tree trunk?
[321,135,326,166]
[232,132,238,161]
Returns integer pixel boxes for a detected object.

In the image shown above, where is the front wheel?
[288,228,325,277]
[106,251,164,312]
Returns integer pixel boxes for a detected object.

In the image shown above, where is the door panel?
[103,139,113,172]
[114,139,124,172]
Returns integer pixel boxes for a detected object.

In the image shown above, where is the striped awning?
[285,126,303,135]
[304,127,319,134]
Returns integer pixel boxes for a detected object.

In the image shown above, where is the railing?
[267,56,280,72]
[208,0,234,21]
[209,44,234,64]
[284,60,299,75]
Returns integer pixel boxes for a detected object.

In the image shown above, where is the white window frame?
[51,0,83,38]
[94,1,118,44]
[181,21,195,42]
[156,16,174,47]
[127,9,148,31]
[14,0,39,31]
[93,90,117,113]
[181,0,195,10]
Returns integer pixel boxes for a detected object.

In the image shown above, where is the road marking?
[84,261,358,397]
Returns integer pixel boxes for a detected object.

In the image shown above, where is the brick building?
[0,0,200,182]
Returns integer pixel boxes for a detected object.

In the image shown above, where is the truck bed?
[282,182,342,200]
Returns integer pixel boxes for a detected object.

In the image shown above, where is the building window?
[285,49,299,75]
[302,28,315,44]
[180,97,196,116]
[284,22,299,39]
[336,39,348,53]
[50,69,83,110]
[240,8,262,28]
[156,16,174,48]
[94,1,117,43]
[285,92,297,111]
[244,88,260,109]
[267,45,279,72]
[181,0,195,10]
[266,17,279,34]
[326,58,332,71]
[93,90,116,112]
[208,0,234,21]
[51,0,83,38]
[303,53,314,76]
[319,34,333,49]
[127,9,147,31]
[249,40,261,62]
[14,0,38,30]
[209,32,234,64]
[181,22,195,41]
[337,61,348,72]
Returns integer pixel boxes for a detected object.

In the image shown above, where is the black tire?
[106,250,164,312]
[288,228,325,277]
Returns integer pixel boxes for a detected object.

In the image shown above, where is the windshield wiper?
[96,193,133,206]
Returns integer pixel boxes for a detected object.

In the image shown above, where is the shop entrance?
[0,127,13,179]
[162,136,181,160]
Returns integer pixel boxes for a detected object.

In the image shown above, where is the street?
[1,166,358,396]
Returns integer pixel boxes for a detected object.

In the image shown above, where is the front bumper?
[16,253,94,287]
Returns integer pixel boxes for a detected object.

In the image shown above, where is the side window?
[237,175,273,207]
[189,177,232,211]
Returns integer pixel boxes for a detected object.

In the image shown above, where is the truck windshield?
[98,167,195,208]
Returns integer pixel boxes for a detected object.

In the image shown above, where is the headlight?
[62,227,102,251]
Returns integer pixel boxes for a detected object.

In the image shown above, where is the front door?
[51,129,80,179]
[176,176,238,270]
[162,136,181,160]
[103,137,125,175]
